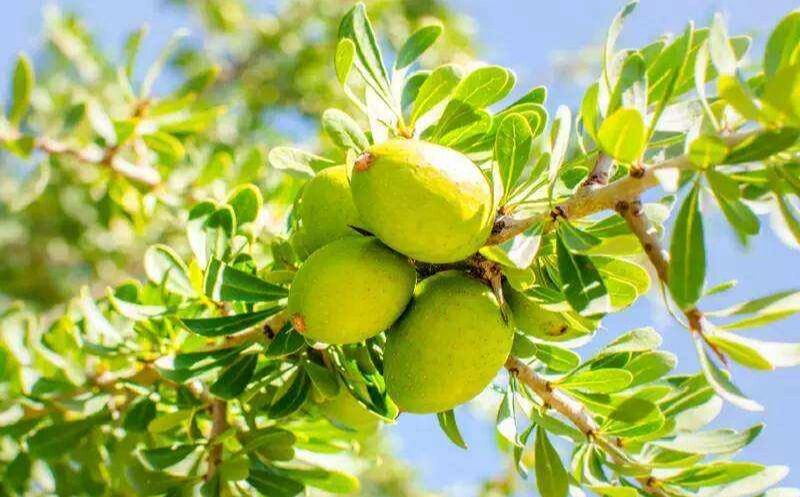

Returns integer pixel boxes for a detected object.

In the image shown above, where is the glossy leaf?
[668,181,705,310]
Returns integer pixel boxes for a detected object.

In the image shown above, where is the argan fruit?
[350,139,493,263]
[506,287,596,343]
[384,271,513,413]
[288,237,415,344]
[294,165,361,256]
[323,388,380,433]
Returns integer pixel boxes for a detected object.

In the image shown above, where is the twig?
[205,399,228,481]
[506,356,667,497]
[488,131,753,245]
[615,199,727,363]
[580,153,614,190]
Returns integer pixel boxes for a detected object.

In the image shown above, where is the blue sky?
[2,0,799,494]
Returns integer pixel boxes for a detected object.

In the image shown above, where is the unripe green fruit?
[351,139,493,263]
[323,388,380,433]
[295,165,361,256]
[384,271,513,413]
[288,237,416,344]
[506,287,596,342]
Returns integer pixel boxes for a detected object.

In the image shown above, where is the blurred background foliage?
[0,0,474,308]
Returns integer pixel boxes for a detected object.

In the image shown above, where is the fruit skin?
[384,271,513,413]
[350,139,493,263]
[506,287,596,343]
[323,388,381,433]
[288,237,416,344]
[294,165,361,256]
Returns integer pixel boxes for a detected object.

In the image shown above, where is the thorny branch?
[487,131,753,245]
[506,356,668,497]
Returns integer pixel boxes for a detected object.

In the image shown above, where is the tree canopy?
[2,2,800,497]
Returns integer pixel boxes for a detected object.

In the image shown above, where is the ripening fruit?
[294,165,361,256]
[384,271,513,413]
[288,237,415,344]
[323,388,381,433]
[350,139,494,263]
[506,287,596,342]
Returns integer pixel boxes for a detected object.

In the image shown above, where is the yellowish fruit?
[350,139,493,263]
[384,271,513,413]
[506,288,596,342]
[323,388,380,433]
[288,237,415,344]
[295,165,361,256]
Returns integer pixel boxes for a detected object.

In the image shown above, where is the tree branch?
[206,399,228,481]
[488,131,753,245]
[506,356,666,497]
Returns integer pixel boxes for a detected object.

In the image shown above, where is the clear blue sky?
[2,1,799,494]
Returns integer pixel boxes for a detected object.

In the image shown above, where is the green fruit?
[384,271,513,413]
[351,139,493,263]
[506,288,596,342]
[295,165,361,256]
[323,388,380,433]
[288,237,415,344]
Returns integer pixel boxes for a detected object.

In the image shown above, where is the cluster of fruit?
[288,138,588,424]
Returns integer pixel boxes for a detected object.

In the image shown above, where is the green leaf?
[647,23,694,133]
[653,424,763,455]
[141,444,199,470]
[410,64,461,125]
[436,410,467,449]
[726,129,800,164]
[182,309,280,337]
[27,412,108,458]
[143,131,186,164]
[304,360,340,399]
[560,368,633,394]
[708,13,738,76]
[204,206,236,262]
[268,369,310,418]
[668,181,705,310]
[187,201,217,267]
[144,244,195,297]
[322,109,369,152]
[395,23,442,70]
[334,38,356,85]
[265,330,306,358]
[247,466,304,497]
[603,1,639,92]
[557,221,602,253]
[276,467,360,494]
[694,335,763,411]
[495,113,533,201]
[451,65,514,108]
[765,10,800,77]
[599,327,661,356]
[211,353,258,399]
[718,74,765,122]
[594,256,651,310]
[8,53,34,126]
[496,384,520,447]
[625,351,676,387]
[534,427,569,497]
[204,259,288,302]
[775,191,800,247]
[401,71,429,111]
[707,171,759,244]
[556,234,611,316]
[689,135,729,168]
[764,63,800,124]
[548,105,571,184]
[268,147,335,176]
[609,52,647,116]
[601,397,665,438]
[126,460,186,496]
[530,343,581,372]
[581,82,601,141]
[597,108,646,163]
[227,184,262,225]
[124,398,157,432]
[338,3,390,98]
[711,466,789,497]
[239,427,296,457]
[668,462,764,488]
[709,331,800,369]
